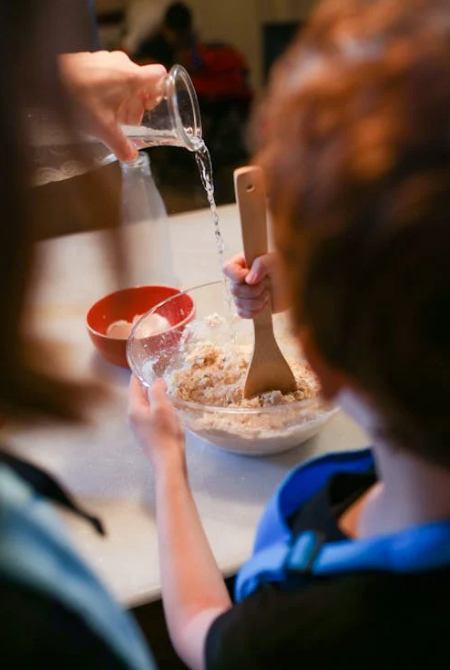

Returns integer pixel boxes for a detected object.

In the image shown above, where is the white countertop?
[3,203,370,608]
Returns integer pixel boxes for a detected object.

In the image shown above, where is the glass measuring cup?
[121,64,203,152]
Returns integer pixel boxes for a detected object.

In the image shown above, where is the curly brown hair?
[258,0,450,466]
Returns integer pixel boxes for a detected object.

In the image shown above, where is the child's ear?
[297,326,347,400]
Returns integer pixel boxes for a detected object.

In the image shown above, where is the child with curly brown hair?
[129,1,450,667]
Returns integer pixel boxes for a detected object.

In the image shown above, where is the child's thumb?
[246,255,270,284]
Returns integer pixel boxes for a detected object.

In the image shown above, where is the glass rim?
[166,64,202,151]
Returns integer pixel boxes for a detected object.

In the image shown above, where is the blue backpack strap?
[236,531,325,601]
[313,521,450,576]
[253,448,374,553]
[237,520,450,602]
[237,448,373,602]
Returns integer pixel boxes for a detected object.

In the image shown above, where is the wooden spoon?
[234,166,297,398]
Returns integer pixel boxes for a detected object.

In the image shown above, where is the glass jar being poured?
[30,64,204,186]
[121,64,203,152]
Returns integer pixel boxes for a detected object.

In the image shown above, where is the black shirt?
[206,469,450,669]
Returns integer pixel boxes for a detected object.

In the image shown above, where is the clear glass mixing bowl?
[127,281,338,456]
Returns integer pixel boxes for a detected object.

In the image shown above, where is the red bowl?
[86,285,192,368]
[127,289,197,377]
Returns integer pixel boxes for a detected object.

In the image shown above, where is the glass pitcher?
[121,152,176,287]
[29,64,202,186]
[122,64,202,152]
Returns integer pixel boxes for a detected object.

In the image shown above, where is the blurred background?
[66,1,318,216]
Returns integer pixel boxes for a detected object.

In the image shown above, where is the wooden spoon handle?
[235,166,297,397]
[234,166,273,328]
[234,166,268,265]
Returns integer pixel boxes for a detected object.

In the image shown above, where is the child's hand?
[128,375,185,474]
[223,251,287,318]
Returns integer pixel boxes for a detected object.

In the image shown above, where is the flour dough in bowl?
[130,285,338,456]
[128,282,337,456]
[167,340,319,408]
[165,328,334,455]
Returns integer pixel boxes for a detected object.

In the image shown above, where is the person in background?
[134,0,252,173]
[133,0,251,107]
[128,0,450,667]
[0,1,166,667]
[123,0,170,57]
[134,1,195,69]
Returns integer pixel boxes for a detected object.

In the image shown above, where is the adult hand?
[128,375,185,474]
[59,51,166,161]
[223,251,287,318]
